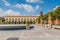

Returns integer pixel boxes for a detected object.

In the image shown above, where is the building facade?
[3,11,60,24]
[5,16,38,24]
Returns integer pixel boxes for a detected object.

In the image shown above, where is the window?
[24,18,26,21]
[15,18,17,21]
[6,18,8,20]
[21,18,23,20]
[18,18,20,21]
[12,18,14,21]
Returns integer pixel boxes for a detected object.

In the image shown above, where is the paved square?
[0,25,60,40]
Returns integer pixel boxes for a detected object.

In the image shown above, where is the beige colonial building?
[5,11,43,24]
[5,16,38,24]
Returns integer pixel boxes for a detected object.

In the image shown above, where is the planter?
[26,21,30,30]
[26,24,30,30]
[26,26,30,30]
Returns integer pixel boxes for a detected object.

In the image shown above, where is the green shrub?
[26,21,30,26]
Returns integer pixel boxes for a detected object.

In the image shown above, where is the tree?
[0,17,5,24]
[37,16,41,24]
[44,6,60,20]
[26,21,30,29]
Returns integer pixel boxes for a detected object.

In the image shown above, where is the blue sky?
[0,0,60,16]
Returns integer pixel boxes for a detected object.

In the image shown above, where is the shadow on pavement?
[7,37,19,40]
[0,26,34,31]
[54,28,60,30]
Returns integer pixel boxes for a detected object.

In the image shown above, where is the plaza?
[0,11,60,40]
[0,24,60,40]
[0,0,60,40]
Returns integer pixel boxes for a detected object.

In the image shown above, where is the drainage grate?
[7,37,19,40]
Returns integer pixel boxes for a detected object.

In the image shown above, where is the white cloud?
[4,10,21,16]
[22,4,34,12]
[0,8,21,17]
[36,15,39,16]
[53,6,60,10]
[26,0,43,3]
[2,0,11,6]
[15,4,34,12]
[35,5,40,10]
[0,8,5,16]
[0,8,39,17]
[15,3,22,8]
[14,4,42,13]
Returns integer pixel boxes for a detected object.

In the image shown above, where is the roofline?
[5,16,39,17]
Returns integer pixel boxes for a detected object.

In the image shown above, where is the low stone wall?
[53,25,60,29]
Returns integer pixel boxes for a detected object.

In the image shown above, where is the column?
[11,18,12,23]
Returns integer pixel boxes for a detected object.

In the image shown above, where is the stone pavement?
[0,24,60,40]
